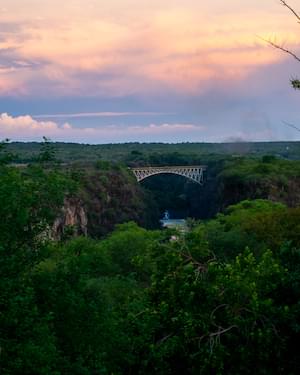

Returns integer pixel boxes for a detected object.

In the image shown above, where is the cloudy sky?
[0,0,299,143]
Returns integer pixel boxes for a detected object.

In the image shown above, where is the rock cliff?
[52,197,88,240]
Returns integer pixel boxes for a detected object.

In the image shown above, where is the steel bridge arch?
[131,166,206,185]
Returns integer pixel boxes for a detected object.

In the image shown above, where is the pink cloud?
[0,1,299,97]
[0,113,64,134]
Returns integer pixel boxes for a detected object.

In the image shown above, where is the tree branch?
[282,120,300,133]
[279,0,300,22]
[259,36,300,63]
[209,325,238,338]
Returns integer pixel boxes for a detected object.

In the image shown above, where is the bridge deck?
[131,165,207,170]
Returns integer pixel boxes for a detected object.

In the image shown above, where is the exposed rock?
[52,197,88,240]
[219,176,300,213]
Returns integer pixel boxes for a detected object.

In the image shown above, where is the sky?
[0,0,299,143]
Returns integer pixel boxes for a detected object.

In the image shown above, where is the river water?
[160,219,186,229]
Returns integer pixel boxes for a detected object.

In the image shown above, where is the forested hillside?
[1,141,300,374]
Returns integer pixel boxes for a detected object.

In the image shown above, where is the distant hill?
[6,141,300,164]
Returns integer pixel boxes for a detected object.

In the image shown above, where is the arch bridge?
[131,165,207,185]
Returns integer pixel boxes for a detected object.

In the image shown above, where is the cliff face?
[52,164,159,240]
[78,166,159,238]
[52,197,88,240]
[217,158,300,212]
[267,178,300,207]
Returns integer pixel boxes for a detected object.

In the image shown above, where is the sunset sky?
[0,0,299,143]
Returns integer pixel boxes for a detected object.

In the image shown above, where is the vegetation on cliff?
[218,156,300,209]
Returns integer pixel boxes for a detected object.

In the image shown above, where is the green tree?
[37,137,57,164]
[0,139,14,165]
[0,163,70,374]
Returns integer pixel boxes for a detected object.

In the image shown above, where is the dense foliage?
[7,141,300,164]
[217,156,300,210]
[1,144,300,374]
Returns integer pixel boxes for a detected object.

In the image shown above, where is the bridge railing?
[130,165,207,170]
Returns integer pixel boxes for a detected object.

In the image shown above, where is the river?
[160,219,187,230]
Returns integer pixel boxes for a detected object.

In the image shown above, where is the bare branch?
[210,304,228,329]
[209,325,238,338]
[259,36,300,63]
[279,0,300,22]
[191,325,238,355]
[282,120,300,133]
[258,2,300,90]
[156,333,174,345]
